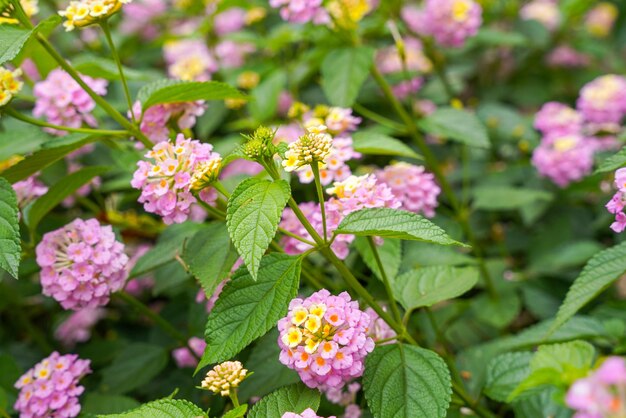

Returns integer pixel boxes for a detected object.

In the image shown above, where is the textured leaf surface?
[25,166,109,231]
[0,15,60,65]
[0,177,20,279]
[418,108,490,148]
[336,208,466,247]
[392,266,478,311]
[101,344,168,395]
[352,131,421,159]
[97,398,206,417]
[550,242,626,334]
[226,178,290,279]
[354,237,401,281]
[363,344,452,418]
[182,222,238,298]
[1,134,95,183]
[138,79,245,110]
[596,146,626,173]
[247,383,320,418]
[321,47,374,107]
[197,254,301,370]
[485,352,532,402]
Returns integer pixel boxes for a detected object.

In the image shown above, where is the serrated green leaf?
[321,47,374,107]
[392,266,478,311]
[181,222,238,298]
[473,187,552,210]
[247,383,320,418]
[97,398,207,418]
[352,131,421,159]
[83,394,141,415]
[549,242,626,336]
[512,388,572,418]
[249,70,286,122]
[354,237,401,281]
[137,80,245,110]
[222,404,247,418]
[418,108,490,148]
[363,344,452,418]
[25,166,109,231]
[1,134,95,184]
[226,178,290,280]
[197,253,301,371]
[485,352,533,402]
[508,341,595,401]
[101,343,168,395]
[0,15,61,65]
[336,208,467,247]
[0,177,20,279]
[596,146,626,174]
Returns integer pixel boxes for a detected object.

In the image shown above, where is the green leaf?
[222,404,247,418]
[181,222,238,298]
[418,108,490,148]
[508,341,595,401]
[226,178,290,280]
[97,398,207,418]
[354,237,401,281]
[247,383,320,418]
[512,388,572,418]
[485,352,533,402]
[596,146,626,174]
[197,253,301,371]
[0,119,49,161]
[321,47,374,107]
[0,15,61,65]
[335,208,467,247]
[249,70,286,122]
[1,134,95,184]
[83,394,141,415]
[472,292,521,329]
[101,343,168,395]
[549,242,626,335]
[0,177,20,279]
[137,80,245,110]
[25,166,109,231]
[352,131,421,159]
[363,344,452,418]
[73,56,157,81]
[392,266,478,311]
[473,187,552,210]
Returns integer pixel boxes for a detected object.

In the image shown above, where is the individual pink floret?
[131,100,206,144]
[33,69,107,135]
[277,289,375,389]
[36,218,129,311]
[269,0,329,24]
[13,175,48,209]
[14,352,91,418]
[376,162,440,218]
[172,337,207,368]
[130,134,220,224]
[282,408,336,418]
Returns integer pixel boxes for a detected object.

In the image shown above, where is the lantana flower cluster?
[33,69,107,135]
[566,356,626,418]
[532,74,626,187]
[520,0,561,31]
[269,0,329,25]
[278,290,375,389]
[131,100,206,144]
[282,409,336,418]
[376,162,440,217]
[54,307,106,347]
[282,126,333,173]
[0,66,23,106]
[172,337,207,368]
[13,175,48,210]
[201,361,248,396]
[606,168,626,233]
[14,352,91,418]
[59,0,131,31]
[163,39,217,81]
[585,2,618,38]
[131,134,220,224]
[36,218,129,310]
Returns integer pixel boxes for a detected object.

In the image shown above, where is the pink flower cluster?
[520,0,561,31]
[36,218,129,311]
[577,75,626,124]
[283,409,336,418]
[324,382,361,418]
[131,134,219,224]
[277,289,375,389]
[120,0,167,39]
[164,39,218,81]
[214,7,246,36]
[376,162,440,218]
[280,175,400,259]
[54,307,105,347]
[403,0,482,48]
[546,45,590,69]
[377,37,432,75]
[172,337,207,368]
[14,352,91,418]
[364,307,396,343]
[606,168,626,233]
[33,69,107,135]
[215,40,256,69]
[531,133,594,188]
[566,356,626,418]
[13,175,48,209]
[131,101,206,144]
[269,0,328,24]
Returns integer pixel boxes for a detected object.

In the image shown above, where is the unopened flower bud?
[282,126,332,172]
[237,71,260,90]
[190,156,222,192]
[287,101,310,120]
[201,361,248,396]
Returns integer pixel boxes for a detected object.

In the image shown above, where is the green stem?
[35,34,153,148]
[4,107,130,136]
[213,181,231,199]
[115,291,200,361]
[310,162,328,242]
[0,408,10,418]
[278,227,316,246]
[229,388,240,408]
[423,40,456,101]
[370,66,498,300]
[366,236,402,324]
[352,103,406,133]
[99,21,135,122]
[196,198,226,220]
